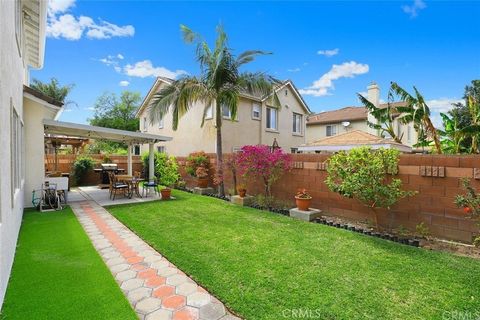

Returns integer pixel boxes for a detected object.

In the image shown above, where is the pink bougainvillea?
[237,145,292,196]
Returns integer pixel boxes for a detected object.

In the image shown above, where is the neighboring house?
[136,77,311,156]
[306,83,418,147]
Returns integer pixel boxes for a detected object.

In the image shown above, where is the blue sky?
[34,0,480,126]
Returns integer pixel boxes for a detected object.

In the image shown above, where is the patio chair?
[142,178,160,197]
[110,174,130,200]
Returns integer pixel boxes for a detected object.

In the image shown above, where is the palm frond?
[236,50,272,67]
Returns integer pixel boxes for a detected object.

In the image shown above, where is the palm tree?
[148,24,279,196]
[390,82,442,154]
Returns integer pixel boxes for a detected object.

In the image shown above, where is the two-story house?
[306,82,418,147]
[136,77,311,156]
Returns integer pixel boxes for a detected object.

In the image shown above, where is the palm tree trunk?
[215,105,225,197]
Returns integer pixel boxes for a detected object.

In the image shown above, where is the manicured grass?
[107,190,480,320]
[0,207,136,320]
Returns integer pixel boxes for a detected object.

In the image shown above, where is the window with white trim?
[293,113,302,134]
[158,114,164,128]
[11,105,22,203]
[266,107,278,130]
[205,104,213,119]
[222,104,231,119]
[252,103,261,120]
[326,125,337,137]
[133,145,141,156]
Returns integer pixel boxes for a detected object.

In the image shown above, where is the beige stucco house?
[136,77,311,156]
[306,83,418,148]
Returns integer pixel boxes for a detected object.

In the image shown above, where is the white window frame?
[222,104,231,119]
[293,112,303,134]
[143,117,147,131]
[266,107,278,130]
[326,125,337,137]
[205,104,213,120]
[158,114,164,129]
[252,103,261,120]
[133,145,141,156]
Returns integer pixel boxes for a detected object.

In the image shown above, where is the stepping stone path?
[71,201,240,320]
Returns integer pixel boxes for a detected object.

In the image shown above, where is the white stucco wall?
[306,120,370,143]
[0,0,27,306]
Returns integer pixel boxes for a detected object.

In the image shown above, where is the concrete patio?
[69,186,163,206]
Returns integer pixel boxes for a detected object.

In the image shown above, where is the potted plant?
[196,167,209,188]
[237,183,247,198]
[156,153,180,200]
[295,189,312,211]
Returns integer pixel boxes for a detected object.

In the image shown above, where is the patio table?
[116,175,144,198]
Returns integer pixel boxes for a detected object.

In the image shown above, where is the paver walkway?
[70,201,239,320]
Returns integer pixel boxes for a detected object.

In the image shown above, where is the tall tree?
[357,93,403,143]
[31,77,75,106]
[148,24,278,196]
[89,91,141,153]
[390,82,442,154]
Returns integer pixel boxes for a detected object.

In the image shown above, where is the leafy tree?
[236,145,292,197]
[148,24,279,196]
[357,93,403,143]
[390,82,442,153]
[325,147,416,228]
[438,112,467,154]
[30,77,75,107]
[89,91,141,152]
[141,152,179,187]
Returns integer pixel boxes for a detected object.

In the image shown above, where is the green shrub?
[73,156,95,185]
[325,147,416,228]
[142,152,179,187]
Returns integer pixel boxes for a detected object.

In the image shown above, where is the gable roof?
[307,101,406,125]
[135,77,311,117]
[298,130,411,153]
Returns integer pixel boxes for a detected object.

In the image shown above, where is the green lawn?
[108,190,480,320]
[0,207,136,320]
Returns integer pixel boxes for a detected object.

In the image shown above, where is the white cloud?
[124,60,187,79]
[46,0,134,40]
[119,80,130,87]
[287,67,301,73]
[426,98,462,113]
[402,0,427,18]
[317,48,339,57]
[299,61,369,97]
[117,54,124,60]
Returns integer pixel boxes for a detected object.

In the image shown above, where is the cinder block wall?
[177,153,480,243]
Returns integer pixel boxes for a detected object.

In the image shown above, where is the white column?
[127,142,132,176]
[148,142,154,182]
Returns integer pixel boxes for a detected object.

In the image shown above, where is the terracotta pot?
[197,177,209,188]
[161,188,171,200]
[238,189,247,198]
[295,196,312,211]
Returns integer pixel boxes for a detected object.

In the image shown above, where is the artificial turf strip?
[0,207,136,320]
[108,190,480,320]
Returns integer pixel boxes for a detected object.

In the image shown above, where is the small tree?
[237,145,292,196]
[325,147,416,228]
[72,156,95,185]
[155,153,180,188]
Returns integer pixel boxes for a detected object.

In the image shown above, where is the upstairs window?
[222,104,231,119]
[266,107,278,130]
[293,113,302,134]
[158,114,164,129]
[252,103,261,120]
[326,125,337,137]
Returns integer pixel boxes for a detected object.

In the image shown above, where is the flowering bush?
[186,151,210,177]
[237,145,292,196]
[195,166,209,179]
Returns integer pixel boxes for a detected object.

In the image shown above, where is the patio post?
[148,142,154,182]
[127,142,132,176]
